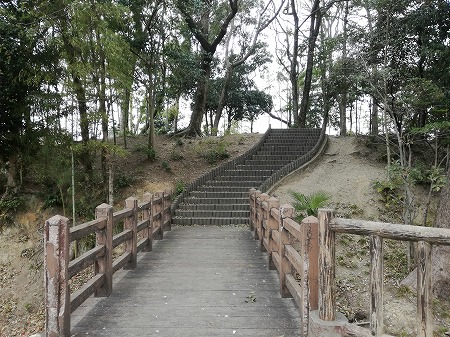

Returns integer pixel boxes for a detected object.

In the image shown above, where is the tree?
[0,1,61,197]
[174,0,239,136]
[205,65,273,132]
[212,0,284,135]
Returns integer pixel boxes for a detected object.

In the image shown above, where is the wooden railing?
[250,190,450,337]
[317,209,450,337]
[249,189,319,336]
[44,191,172,337]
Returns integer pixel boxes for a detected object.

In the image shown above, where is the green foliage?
[175,180,186,195]
[195,138,230,164]
[373,178,404,211]
[115,174,135,190]
[161,161,171,172]
[170,147,184,161]
[146,148,157,162]
[291,191,331,222]
[203,143,230,164]
[0,195,25,228]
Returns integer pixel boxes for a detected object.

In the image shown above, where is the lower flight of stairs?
[172,128,326,226]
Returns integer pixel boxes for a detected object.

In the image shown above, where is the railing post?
[95,203,113,297]
[266,197,280,269]
[253,190,262,239]
[154,191,164,240]
[143,192,153,252]
[249,188,257,231]
[259,193,270,251]
[301,215,319,336]
[125,197,138,269]
[44,215,70,337]
[318,208,336,321]
[164,190,172,231]
[278,204,294,297]
[370,235,384,335]
[417,240,432,337]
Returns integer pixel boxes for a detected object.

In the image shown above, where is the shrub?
[161,161,171,172]
[0,195,25,228]
[291,190,331,222]
[146,148,157,162]
[175,180,186,195]
[170,147,184,161]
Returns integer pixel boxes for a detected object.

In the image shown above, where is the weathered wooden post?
[45,215,70,337]
[94,203,113,297]
[165,190,172,231]
[154,191,164,239]
[278,204,295,297]
[142,192,153,252]
[266,197,280,269]
[253,190,262,239]
[301,215,319,336]
[370,235,384,335]
[125,197,138,269]
[258,193,270,251]
[417,240,432,337]
[301,216,319,309]
[249,188,257,231]
[318,209,336,321]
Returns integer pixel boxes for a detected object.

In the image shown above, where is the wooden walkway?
[71,226,301,337]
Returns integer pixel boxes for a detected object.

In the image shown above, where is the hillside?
[0,133,448,336]
[273,136,449,336]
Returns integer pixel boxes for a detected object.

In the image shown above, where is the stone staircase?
[172,128,326,226]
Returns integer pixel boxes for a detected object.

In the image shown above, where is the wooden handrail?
[317,208,450,337]
[44,191,172,337]
[249,189,319,336]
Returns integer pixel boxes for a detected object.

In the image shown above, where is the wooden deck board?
[71,226,301,337]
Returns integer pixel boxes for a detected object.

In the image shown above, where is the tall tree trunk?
[299,0,322,127]
[370,99,379,135]
[290,0,300,126]
[339,1,349,136]
[176,0,238,137]
[122,88,130,149]
[57,6,92,177]
[147,78,156,157]
[187,52,212,136]
[364,0,379,135]
[214,66,233,134]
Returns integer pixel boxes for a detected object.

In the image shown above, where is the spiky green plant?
[292,191,331,222]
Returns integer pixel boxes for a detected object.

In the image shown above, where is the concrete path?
[71,226,301,337]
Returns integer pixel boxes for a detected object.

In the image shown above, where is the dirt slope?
[1,133,448,336]
[273,136,449,336]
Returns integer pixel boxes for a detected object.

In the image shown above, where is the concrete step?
[219,169,273,177]
[242,159,293,166]
[190,191,248,198]
[175,209,250,218]
[250,152,306,159]
[235,164,286,171]
[205,180,262,187]
[183,197,249,205]
[197,186,252,193]
[172,216,250,226]
[177,203,249,211]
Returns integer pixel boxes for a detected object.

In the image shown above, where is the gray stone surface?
[71,226,301,336]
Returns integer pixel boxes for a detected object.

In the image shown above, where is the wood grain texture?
[370,235,383,335]
[318,209,336,321]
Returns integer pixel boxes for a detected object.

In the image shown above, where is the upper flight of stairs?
[171,128,326,226]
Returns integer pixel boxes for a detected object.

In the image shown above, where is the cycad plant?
[291,191,331,222]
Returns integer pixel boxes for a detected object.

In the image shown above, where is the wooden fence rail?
[249,189,319,336]
[250,190,450,337]
[317,208,450,337]
[44,191,172,337]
